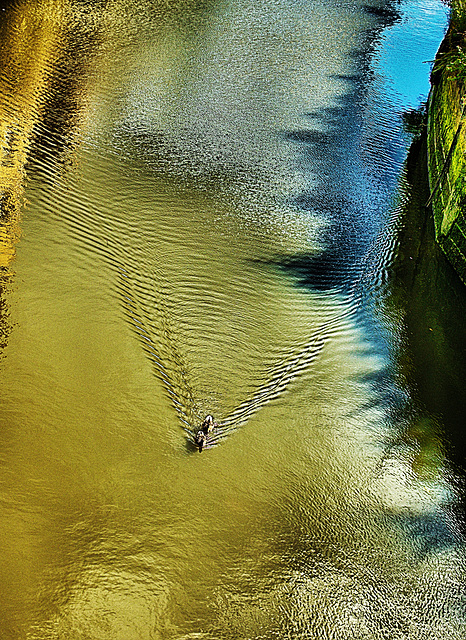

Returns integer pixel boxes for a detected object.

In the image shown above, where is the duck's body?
[194,429,207,452]
[194,415,217,452]
[201,415,215,434]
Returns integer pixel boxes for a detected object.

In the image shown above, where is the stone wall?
[427,1,466,284]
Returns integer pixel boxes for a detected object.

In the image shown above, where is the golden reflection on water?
[0,0,464,639]
[0,0,50,268]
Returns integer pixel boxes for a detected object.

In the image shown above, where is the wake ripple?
[119,259,360,450]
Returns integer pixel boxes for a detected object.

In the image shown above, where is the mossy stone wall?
[427,0,466,284]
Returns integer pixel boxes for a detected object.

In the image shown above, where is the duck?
[194,414,217,452]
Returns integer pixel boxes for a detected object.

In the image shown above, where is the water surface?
[0,0,465,638]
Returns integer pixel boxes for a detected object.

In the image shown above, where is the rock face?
[427,1,466,285]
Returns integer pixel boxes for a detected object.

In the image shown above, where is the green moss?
[435,46,466,81]
[450,0,466,34]
[426,1,466,284]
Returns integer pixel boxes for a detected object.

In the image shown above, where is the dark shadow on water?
[386,126,466,533]
[252,249,360,293]
[259,122,377,293]
[386,510,461,557]
[362,3,402,22]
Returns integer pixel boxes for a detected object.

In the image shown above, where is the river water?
[1,0,465,638]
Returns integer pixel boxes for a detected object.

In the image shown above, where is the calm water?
[1,0,465,638]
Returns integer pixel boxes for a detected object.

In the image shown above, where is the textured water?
[0,0,465,638]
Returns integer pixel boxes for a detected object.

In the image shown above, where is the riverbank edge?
[427,1,466,284]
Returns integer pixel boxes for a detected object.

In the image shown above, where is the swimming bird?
[194,415,217,452]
